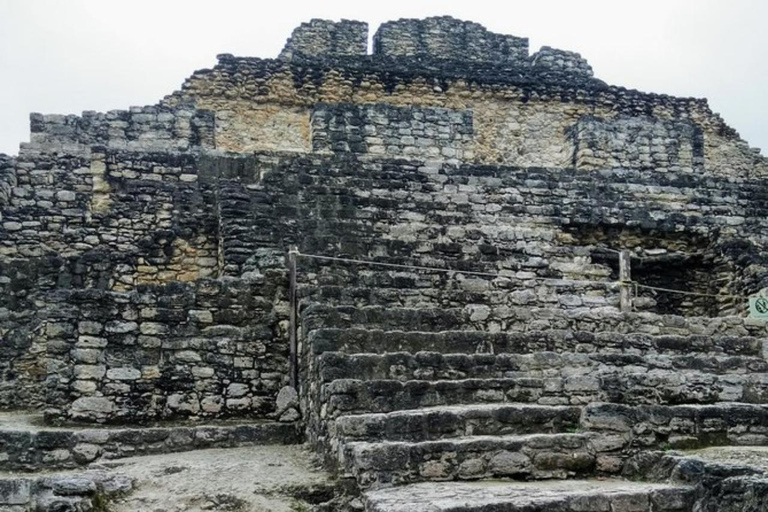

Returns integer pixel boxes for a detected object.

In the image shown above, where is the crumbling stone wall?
[24,106,215,156]
[279,19,368,61]
[530,46,593,78]
[1,16,768,428]
[372,17,529,64]
[164,42,767,177]
[571,116,704,172]
[0,155,16,209]
[0,252,145,409]
[0,259,47,409]
[45,273,289,424]
[311,103,473,160]
[0,149,219,285]
[214,152,768,317]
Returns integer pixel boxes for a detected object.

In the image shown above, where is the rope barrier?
[292,250,747,299]
[633,282,742,300]
[295,251,618,287]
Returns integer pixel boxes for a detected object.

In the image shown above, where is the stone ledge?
[0,471,131,511]
[364,479,694,512]
[0,412,302,472]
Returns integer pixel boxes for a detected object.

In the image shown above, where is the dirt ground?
[97,445,344,512]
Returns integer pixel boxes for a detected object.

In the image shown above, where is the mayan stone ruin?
[1,15,768,511]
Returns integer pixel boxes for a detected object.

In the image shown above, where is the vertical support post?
[619,250,632,313]
[288,246,299,390]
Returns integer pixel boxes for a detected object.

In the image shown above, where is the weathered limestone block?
[571,115,703,171]
[279,19,368,61]
[311,103,473,160]
[531,46,593,77]
[373,16,528,64]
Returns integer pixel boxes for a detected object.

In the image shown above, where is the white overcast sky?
[0,0,766,156]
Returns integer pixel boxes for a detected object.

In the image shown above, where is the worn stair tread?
[0,411,302,472]
[0,411,289,432]
[323,371,768,418]
[346,432,591,451]
[303,303,768,339]
[364,479,695,512]
[335,403,582,441]
[343,432,598,486]
[309,327,764,357]
[317,350,768,382]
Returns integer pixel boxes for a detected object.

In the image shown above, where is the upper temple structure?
[2,16,768,511]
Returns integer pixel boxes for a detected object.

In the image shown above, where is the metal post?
[619,250,632,313]
[288,246,299,390]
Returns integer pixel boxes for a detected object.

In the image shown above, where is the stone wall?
[165,50,767,177]
[311,103,473,160]
[279,19,368,61]
[23,106,215,156]
[0,154,16,209]
[0,259,47,409]
[212,151,768,317]
[372,17,529,64]
[45,273,289,424]
[0,149,219,285]
[2,16,768,428]
[2,143,767,420]
[571,116,704,172]
[0,252,148,409]
[531,46,593,78]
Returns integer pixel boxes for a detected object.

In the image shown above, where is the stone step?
[0,470,132,512]
[299,283,618,310]
[318,378,573,426]
[363,480,695,512]
[303,303,768,339]
[341,433,597,488]
[624,448,768,508]
[334,403,582,443]
[584,402,768,450]
[333,402,768,453]
[322,378,593,418]
[308,328,764,358]
[0,412,301,472]
[601,370,768,406]
[316,350,767,383]
[321,371,768,418]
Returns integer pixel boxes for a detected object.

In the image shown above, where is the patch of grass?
[91,493,112,512]
[290,499,312,512]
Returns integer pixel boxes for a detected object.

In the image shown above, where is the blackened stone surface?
[280,19,368,61]
[373,16,529,65]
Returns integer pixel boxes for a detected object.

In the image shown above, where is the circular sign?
[755,297,768,314]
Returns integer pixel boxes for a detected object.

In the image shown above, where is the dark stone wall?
[3,145,768,419]
[24,106,215,156]
[372,17,529,65]
[571,116,705,171]
[2,16,768,427]
[210,151,768,317]
[0,252,138,409]
[279,19,368,61]
[531,46,593,78]
[311,103,473,159]
[0,149,219,284]
[0,154,16,208]
[44,272,289,424]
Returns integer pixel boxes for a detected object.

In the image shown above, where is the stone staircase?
[298,300,768,511]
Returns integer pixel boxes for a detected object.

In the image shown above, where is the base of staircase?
[364,479,694,511]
